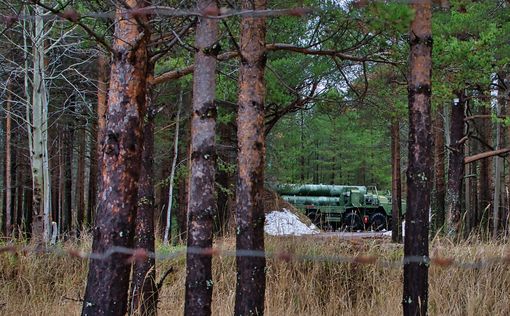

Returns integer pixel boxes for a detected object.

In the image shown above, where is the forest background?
[1,0,510,315]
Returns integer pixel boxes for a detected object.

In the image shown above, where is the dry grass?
[1,235,509,316]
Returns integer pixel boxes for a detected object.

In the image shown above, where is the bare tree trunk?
[29,5,52,244]
[63,122,74,236]
[235,1,267,315]
[24,171,33,237]
[5,86,12,236]
[215,104,237,236]
[391,117,402,243]
[464,135,471,237]
[130,72,157,315]
[50,132,60,236]
[15,136,24,235]
[86,52,108,228]
[433,106,446,232]
[163,90,182,245]
[184,2,219,314]
[300,110,305,182]
[493,86,503,238]
[177,158,189,240]
[81,1,150,314]
[58,135,64,235]
[479,106,492,229]
[403,1,433,315]
[446,94,465,237]
[88,130,97,227]
[76,126,86,237]
[157,155,170,236]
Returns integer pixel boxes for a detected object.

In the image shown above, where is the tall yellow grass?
[1,235,509,315]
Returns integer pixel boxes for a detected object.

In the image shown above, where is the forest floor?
[1,235,509,316]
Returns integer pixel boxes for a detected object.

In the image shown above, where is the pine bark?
[184,1,219,314]
[403,1,433,315]
[235,0,268,315]
[391,117,402,243]
[96,52,109,194]
[130,73,157,315]
[446,94,465,237]
[81,1,150,314]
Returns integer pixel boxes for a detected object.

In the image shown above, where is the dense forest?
[1,0,510,315]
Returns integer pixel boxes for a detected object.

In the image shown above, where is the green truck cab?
[275,184,405,231]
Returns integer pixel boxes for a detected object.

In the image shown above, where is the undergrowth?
[0,235,509,315]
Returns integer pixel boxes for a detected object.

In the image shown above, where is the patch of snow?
[265,208,319,236]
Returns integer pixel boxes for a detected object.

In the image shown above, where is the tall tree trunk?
[63,123,74,236]
[300,110,305,182]
[50,132,60,236]
[15,137,24,235]
[29,5,51,244]
[391,117,402,243]
[403,1,433,315]
[24,171,33,237]
[493,83,504,238]
[76,126,86,237]
[235,1,268,315]
[216,105,237,236]
[96,51,109,196]
[81,1,150,314]
[157,155,170,236]
[130,72,157,315]
[58,135,65,235]
[446,94,465,237]
[464,135,471,237]
[479,106,492,229]
[433,106,446,232]
[163,90,182,245]
[5,86,12,236]
[88,130,97,227]
[184,2,219,314]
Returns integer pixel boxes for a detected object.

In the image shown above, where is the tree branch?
[464,114,509,121]
[464,148,510,164]
[151,43,396,85]
[31,0,113,53]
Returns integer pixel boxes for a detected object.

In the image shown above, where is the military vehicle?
[275,184,405,231]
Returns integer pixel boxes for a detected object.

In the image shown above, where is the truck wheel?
[343,212,362,231]
[370,212,388,231]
